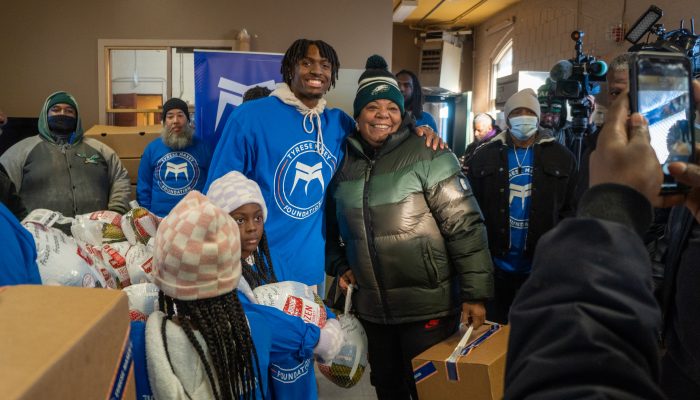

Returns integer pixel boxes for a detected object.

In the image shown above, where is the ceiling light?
[393,0,418,23]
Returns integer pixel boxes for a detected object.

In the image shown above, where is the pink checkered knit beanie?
[154,191,241,301]
[207,171,268,222]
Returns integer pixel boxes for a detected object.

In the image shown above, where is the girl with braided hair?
[208,171,344,400]
[145,191,271,399]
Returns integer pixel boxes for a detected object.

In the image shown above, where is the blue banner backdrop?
[194,50,283,148]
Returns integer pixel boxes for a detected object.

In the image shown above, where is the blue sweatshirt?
[0,203,41,286]
[137,137,212,217]
[205,96,354,285]
[415,111,438,132]
[238,290,323,400]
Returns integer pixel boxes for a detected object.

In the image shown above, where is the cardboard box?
[121,158,141,185]
[412,323,509,400]
[85,125,160,158]
[0,285,135,400]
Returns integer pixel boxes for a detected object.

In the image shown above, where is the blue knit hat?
[353,55,405,118]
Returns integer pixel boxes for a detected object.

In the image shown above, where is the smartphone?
[629,51,695,193]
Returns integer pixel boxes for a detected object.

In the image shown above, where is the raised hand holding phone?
[628,51,696,193]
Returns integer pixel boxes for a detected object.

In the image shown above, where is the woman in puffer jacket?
[325,55,494,400]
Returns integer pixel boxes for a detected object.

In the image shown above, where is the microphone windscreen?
[550,60,573,82]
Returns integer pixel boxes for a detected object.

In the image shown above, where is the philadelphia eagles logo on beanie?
[371,84,390,95]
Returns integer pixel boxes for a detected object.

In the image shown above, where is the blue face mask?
[509,116,538,141]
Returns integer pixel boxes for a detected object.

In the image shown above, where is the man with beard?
[0,91,130,217]
[137,98,211,217]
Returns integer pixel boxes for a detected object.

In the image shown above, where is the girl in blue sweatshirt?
[208,171,343,400]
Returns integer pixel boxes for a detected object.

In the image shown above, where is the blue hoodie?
[137,136,212,217]
[205,89,354,286]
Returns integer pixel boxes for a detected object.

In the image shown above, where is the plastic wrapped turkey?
[121,207,159,245]
[253,281,327,327]
[317,284,368,388]
[71,210,126,245]
[22,219,107,288]
[124,282,159,321]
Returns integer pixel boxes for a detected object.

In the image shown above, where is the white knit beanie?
[504,88,541,121]
[207,171,268,222]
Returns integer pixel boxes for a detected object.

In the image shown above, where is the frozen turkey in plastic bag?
[253,281,327,327]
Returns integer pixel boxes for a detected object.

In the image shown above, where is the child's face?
[230,203,264,258]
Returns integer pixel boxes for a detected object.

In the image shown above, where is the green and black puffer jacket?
[326,118,494,325]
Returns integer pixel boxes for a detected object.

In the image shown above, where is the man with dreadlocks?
[205,39,442,291]
[145,191,271,400]
[207,171,344,400]
[396,69,438,132]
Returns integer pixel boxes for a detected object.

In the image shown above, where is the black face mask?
[47,115,77,136]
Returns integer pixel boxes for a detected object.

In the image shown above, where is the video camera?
[625,5,700,78]
[549,31,608,136]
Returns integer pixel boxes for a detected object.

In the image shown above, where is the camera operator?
[538,79,600,199]
[546,31,606,203]
[572,53,632,203]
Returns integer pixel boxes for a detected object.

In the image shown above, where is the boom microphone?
[549,60,573,82]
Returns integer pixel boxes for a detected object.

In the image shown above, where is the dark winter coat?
[326,117,493,324]
[466,130,577,259]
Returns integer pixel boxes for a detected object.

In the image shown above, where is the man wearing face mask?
[466,88,578,323]
[0,91,130,217]
[137,98,211,217]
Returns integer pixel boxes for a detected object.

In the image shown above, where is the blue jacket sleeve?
[204,110,253,193]
[129,321,153,400]
[136,144,154,211]
[0,204,41,285]
[239,292,320,360]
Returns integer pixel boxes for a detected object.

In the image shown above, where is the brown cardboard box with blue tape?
[412,323,509,400]
[0,285,135,400]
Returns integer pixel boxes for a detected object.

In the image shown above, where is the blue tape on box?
[413,361,438,384]
[445,324,501,382]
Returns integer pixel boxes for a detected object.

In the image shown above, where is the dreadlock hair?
[158,290,263,400]
[281,39,340,89]
[396,69,425,119]
[242,86,272,103]
[241,231,278,289]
